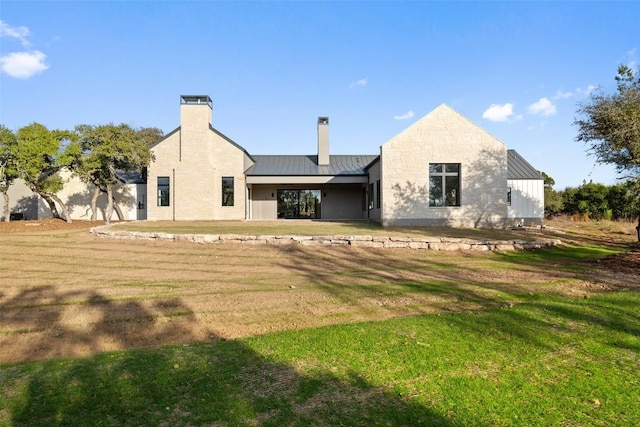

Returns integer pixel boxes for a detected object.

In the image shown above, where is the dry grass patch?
[1,217,638,364]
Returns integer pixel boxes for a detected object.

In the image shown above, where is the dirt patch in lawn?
[1,218,638,364]
[0,218,107,233]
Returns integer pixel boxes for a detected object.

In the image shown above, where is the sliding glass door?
[277,189,321,219]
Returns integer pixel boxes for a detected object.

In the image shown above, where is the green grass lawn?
[2,290,638,426]
[1,219,638,426]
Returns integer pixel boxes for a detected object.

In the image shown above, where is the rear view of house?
[5,95,544,227]
[145,96,542,227]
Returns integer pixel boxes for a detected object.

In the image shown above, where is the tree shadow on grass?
[0,284,462,426]
[3,236,637,426]
[2,341,456,426]
[273,244,538,306]
[271,243,640,350]
[3,329,460,426]
[0,286,198,363]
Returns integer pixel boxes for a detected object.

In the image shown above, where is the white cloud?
[0,20,49,79]
[0,50,49,79]
[577,84,598,96]
[527,97,556,116]
[0,20,32,47]
[482,103,515,122]
[552,90,573,100]
[393,110,414,120]
[349,78,367,89]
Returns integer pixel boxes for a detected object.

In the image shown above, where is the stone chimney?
[317,117,329,166]
[179,95,212,162]
[180,95,212,130]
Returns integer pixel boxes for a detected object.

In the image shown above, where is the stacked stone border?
[90,224,561,251]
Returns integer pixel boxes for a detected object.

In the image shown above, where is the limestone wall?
[381,104,508,228]
[147,102,248,221]
[91,224,560,252]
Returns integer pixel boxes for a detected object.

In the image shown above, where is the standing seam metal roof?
[247,152,541,179]
[508,150,543,180]
[245,155,379,176]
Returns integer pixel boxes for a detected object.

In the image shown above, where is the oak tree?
[0,126,19,222]
[575,65,640,239]
[72,124,160,223]
[9,123,74,222]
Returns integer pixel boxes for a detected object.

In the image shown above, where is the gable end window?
[429,163,460,207]
[376,180,381,209]
[222,177,234,206]
[157,177,170,206]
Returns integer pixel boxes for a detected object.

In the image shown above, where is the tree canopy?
[7,123,74,222]
[575,65,640,176]
[0,126,20,222]
[575,65,640,240]
[71,123,160,222]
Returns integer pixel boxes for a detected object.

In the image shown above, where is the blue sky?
[1,1,638,190]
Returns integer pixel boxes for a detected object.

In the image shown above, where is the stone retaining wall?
[90,225,561,252]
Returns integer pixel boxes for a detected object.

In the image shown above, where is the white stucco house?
[5,169,144,222]
[5,95,544,227]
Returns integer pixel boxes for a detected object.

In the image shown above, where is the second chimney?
[317,117,329,166]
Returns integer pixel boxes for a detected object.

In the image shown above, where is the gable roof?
[382,103,508,150]
[245,155,378,176]
[508,150,543,180]
[116,170,145,184]
[149,125,255,162]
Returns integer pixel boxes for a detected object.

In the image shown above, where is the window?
[277,189,321,219]
[368,183,374,210]
[362,188,367,211]
[429,163,460,207]
[507,187,512,206]
[222,177,234,206]
[376,180,381,209]
[157,177,170,206]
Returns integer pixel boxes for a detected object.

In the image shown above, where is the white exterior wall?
[6,171,139,221]
[147,102,248,221]
[507,179,544,224]
[56,170,139,221]
[5,178,39,220]
[380,104,508,228]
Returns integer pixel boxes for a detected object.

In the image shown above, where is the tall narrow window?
[429,163,460,207]
[376,180,381,209]
[222,177,234,206]
[507,187,512,206]
[157,177,170,206]
[368,183,374,210]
